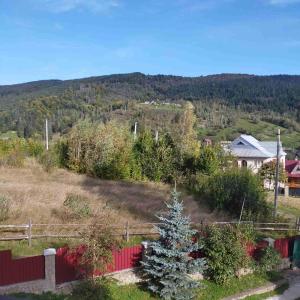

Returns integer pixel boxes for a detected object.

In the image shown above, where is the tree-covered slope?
[0,72,300,139]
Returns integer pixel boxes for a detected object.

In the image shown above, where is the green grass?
[12,272,283,300]
[195,272,282,300]
[0,235,157,258]
[0,238,76,257]
[278,204,300,219]
[244,282,289,299]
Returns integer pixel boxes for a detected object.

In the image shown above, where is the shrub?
[133,131,177,182]
[202,224,250,284]
[53,139,69,168]
[38,151,57,173]
[63,193,91,219]
[78,219,121,279]
[0,150,25,167]
[26,139,44,157]
[256,246,281,273]
[0,195,10,221]
[202,168,271,221]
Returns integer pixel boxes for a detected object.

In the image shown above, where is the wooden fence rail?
[0,219,299,246]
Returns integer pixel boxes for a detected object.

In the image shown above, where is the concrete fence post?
[43,248,56,291]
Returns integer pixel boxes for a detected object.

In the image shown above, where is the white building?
[228,134,286,174]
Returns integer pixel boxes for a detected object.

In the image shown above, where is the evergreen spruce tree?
[142,189,206,300]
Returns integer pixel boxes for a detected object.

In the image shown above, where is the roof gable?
[230,135,274,158]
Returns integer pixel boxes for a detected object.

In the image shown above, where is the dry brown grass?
[266,192,300,218]
[0,159,222,227]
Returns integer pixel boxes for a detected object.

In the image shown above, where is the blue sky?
[1,0,300,84]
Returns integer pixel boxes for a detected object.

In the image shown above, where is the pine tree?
[142,190,206,300]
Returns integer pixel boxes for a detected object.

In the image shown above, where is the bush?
[0,138,43,167]
[0,195,10,221]
[202,225,250,285]
[256,246,281,273]
[63,193,91,219]
[202,168,271,221]
[26,139,44,157]
[38,151,57,173]
[0,149,25,167]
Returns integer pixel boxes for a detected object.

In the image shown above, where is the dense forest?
[1,72,300,148]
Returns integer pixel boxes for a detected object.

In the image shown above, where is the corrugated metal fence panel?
[274,237,291,258]
[55,245,143,284]
[55,247,78,285]
[0,250,44,286]
[112,245,142,272]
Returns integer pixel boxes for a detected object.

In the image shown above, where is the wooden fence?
[1,219,300,246]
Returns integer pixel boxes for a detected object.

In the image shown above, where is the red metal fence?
[0,237,298,287]
[55,245,142,284]
[0,250,44,286]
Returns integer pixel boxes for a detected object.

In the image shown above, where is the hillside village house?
[285,160,300,196]
[225,134,286,190]
[227,134,286,173]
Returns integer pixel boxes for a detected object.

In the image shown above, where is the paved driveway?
[267,269,300,300]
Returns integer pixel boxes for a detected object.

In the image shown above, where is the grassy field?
[0,160,221,225]
[12,272,283,300]
[0,161,224,255]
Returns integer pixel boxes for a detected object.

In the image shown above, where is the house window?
[237,142,245,145]
[242,160,247,168]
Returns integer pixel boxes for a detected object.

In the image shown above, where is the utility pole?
[239,196,246,225]
[45,119,49,151]
[274,129,280,218]
[134,122,137,141]
[155,130,159,143]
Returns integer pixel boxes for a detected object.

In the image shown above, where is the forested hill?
[1,72,300,139]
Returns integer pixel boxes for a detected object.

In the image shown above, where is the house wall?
[237,158,264,173]
[237,156,285,174]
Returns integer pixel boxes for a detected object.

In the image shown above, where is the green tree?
[258,160,287,190]
[202,225,249,284]
[133,131,176,182]
[142,190,206,300]
[203,168,271,220]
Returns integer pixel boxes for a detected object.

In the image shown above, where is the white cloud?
[37,0,120,13]
[268,0,300,6]
[176,0,235,12]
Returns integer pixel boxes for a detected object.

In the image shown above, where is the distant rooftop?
[228,134,286,158]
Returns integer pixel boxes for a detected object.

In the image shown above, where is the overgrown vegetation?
[200,169,271,221]
[77,218,121,279]
[0,195,10,221]
[255,246,281,273]
[0,106,276,221]
[0,138,43,167]
[63,193,91,220]
[202,225,250,285]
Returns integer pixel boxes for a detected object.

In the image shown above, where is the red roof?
[285,160,300,178]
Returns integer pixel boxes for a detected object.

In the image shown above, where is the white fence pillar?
[44,248,56,291]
